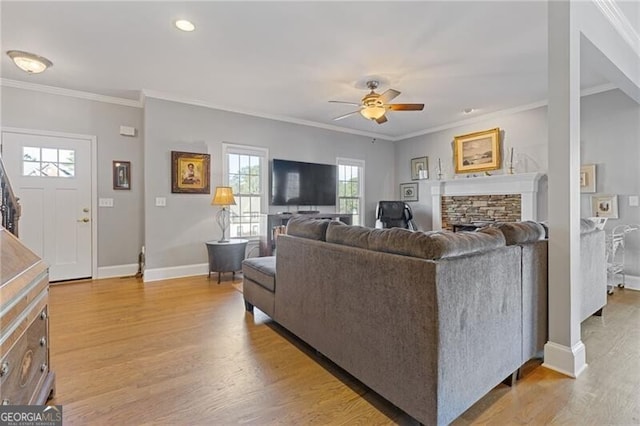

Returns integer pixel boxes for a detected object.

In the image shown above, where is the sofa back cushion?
[367,226,505,260]
[496,221,546,245]
[326,221,371,250]
[285,215,330,241]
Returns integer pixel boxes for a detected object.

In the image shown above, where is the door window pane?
[22,147,75,178]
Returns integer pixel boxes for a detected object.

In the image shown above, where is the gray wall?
[581,89,640,275]
[1,86,144,267]
[143,97,395,269]
[395,88,640,274]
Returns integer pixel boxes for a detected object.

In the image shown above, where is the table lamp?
[211,186,236,242]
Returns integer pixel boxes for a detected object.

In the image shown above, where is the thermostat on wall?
[119,125,137,137]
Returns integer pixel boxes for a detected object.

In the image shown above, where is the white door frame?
[1,126,98,279]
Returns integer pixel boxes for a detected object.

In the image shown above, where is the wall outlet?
[99,198,114,207]
[155,197,167,207]
[629,195,639,207]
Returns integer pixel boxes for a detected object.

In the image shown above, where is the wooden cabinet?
[260,213,352,256]
[0,228,55,405]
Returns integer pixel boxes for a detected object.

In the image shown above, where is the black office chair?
[375,201,416,230]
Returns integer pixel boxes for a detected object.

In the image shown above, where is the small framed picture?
[591,194,618,219]
[400,182,418,202]
[411,156,429,180]
[453,127,501,174]
[171,151,211,194]
[580,164,596,193]
[113,161,131,190]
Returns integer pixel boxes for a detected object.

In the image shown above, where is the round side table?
[205,239,248,283]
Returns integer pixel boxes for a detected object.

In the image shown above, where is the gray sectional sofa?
[242,216,605,425]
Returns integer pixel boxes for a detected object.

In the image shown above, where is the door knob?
[77,218,90,223]
[83,208,90,213]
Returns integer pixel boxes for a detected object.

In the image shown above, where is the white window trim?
[222,143,269,214]
[336,157,365,224]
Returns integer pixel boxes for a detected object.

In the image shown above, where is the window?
[22,146,75,177]
[224,144,268,239]
[337,158,365,226]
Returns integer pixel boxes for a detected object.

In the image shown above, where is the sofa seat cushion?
[497,221,546,245]
[242,256,276,292]
[285,216,330,241]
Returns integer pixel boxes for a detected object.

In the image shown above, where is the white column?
[543,0,586,377]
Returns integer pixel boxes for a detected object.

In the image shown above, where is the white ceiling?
[1,1,610,140]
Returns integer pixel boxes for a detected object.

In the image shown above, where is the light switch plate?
[629,195,639,207]
[99,198,114,207]
[155,197,167,207]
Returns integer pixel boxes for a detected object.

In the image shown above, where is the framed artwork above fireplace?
[453,127,501,174]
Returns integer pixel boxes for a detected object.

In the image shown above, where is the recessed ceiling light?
[6,50,53,74]
[175,19,195,32]
[463,108,475,114]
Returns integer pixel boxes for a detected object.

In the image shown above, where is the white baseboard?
[619,275,640,291]
[143,263,208,283]
[542,341,587,378]
[96,264,138,279]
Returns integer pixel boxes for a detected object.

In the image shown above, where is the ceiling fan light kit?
[330,80,424,124]
[6,50,53,74]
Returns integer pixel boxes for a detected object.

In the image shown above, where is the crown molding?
[396,83,618,141]
[141,89,392,141]
[593,0,640,56]
[0,78,143,108]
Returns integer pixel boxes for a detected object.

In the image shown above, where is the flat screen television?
[271,159,337,206]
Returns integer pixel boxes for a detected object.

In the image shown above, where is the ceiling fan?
[329,80,424,124]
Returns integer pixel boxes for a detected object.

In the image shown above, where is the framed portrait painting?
[411,156,429,180]
[399,182,418,202]
[113,160,131,190]
[171,151,211,194]
[591,194,618,219]
[453,127,501,174]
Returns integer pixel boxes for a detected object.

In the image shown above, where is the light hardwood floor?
[48,276,639,425]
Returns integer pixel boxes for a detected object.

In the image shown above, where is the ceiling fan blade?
[388,103,425,111]
[375,115,388,124]
[333,110,361,121]
[379,89,401,104]
[329,100,361,107]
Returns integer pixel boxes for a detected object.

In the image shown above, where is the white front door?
[2,130,93,281]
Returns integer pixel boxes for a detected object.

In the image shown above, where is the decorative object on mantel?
[113,160,131,190]
[411,156,429,180]
[453,127,501,174]
[591,194,618,219]
[171,151,211,194]
[507,147,515,175]
[399,182,418,202]
[437,158,443,180]
[580,164,596,193]
[212,186,237,242]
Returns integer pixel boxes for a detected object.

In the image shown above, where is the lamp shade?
[211,186,236,206]
[360,105,386,120]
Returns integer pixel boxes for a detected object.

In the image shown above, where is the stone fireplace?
[431,173,545,230]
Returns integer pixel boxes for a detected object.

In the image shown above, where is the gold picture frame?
[171,151,211,194]
[453,127,501,174]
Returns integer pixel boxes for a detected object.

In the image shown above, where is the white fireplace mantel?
[431,172,545,230]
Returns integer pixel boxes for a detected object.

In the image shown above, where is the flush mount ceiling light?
[463,108,476,114]
[175,19,195,32]
[6,50,53,74]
